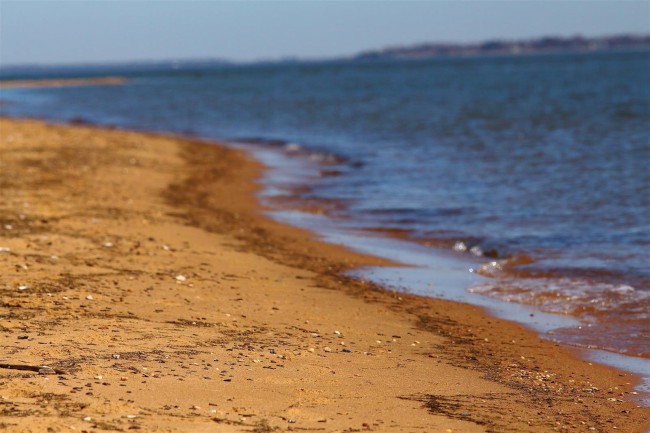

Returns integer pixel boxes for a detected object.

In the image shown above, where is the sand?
[0,117,648,433]
[0,77,126,89]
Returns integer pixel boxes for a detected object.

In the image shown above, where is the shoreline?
[1,117,648,432]
[0,77,126,89]
[235,138,650,367]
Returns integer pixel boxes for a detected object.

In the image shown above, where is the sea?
[1,50,649,386]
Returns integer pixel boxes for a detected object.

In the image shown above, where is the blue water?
[1,51,649,358]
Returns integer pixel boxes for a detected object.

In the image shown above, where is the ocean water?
[1,51,649,364]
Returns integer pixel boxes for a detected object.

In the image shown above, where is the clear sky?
[1,0,648,66]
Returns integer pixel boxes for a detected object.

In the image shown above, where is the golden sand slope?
[0,118,647,433]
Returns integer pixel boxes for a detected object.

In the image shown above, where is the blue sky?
[1,1,648,65]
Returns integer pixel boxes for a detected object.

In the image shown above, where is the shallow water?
[1,50,648,364]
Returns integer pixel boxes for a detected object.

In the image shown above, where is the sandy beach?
[0,117,648,432]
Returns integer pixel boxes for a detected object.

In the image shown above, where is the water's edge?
[2,112,648,402]
[231,139,650,402]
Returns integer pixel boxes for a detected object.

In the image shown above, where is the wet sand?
[0,117,648,432]
[0,77,126,89]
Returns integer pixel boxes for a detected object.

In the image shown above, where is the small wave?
[470,254,536,277]
[284,142,302,152]
[468,277,650,319]
[452,241,486,257]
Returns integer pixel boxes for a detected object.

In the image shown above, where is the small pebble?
[175,275,187,282]
[86,295,94,300]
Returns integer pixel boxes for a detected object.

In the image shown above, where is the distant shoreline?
[355,34,650,60]
[0,76,126,89]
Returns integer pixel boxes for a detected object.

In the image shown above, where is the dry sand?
[0,118,648,432]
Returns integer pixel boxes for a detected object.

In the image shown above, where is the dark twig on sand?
[0,363,67,375]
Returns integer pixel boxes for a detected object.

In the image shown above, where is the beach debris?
[112,354,121,359]
[103,242,113,248]
[17,285,30,291]
[342,348,352,353]
[94,375,103,380]
[83,416,92,422]
[0,363,66,375]
[323,346,332,352]
[334,330,342,335]
[175,275,187,282]
[162,244,170,251]
[85,295,94,300]
[4,224,13,231]
[0,247,10,253]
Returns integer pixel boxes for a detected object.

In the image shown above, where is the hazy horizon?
[1,1,649,67]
